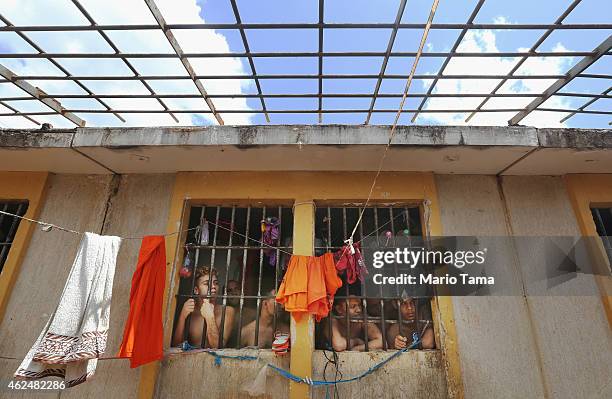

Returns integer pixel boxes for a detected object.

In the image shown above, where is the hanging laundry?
[179,246,192,279]
[15,233,121,387]
[261,217,280,266]
[118,236,166,368]
[276,253,342,322]
[334,242,368,284]
[307,253,343,322]
[200,220,209,245]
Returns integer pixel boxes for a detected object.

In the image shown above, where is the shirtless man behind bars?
[172,266,235,348]
[326,296,383,352]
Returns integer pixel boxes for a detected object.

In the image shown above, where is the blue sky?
[0,0,609,128]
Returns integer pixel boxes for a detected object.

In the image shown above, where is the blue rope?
[190,339,420,385]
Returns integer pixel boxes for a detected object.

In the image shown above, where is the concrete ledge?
[71,125,540,148]
[0,129,75,148]
[1,126,609,175]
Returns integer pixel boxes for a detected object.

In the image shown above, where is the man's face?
[399,299,416,321]
[338,298,362,317]
[227,280,240,296]
[195,273,219,297]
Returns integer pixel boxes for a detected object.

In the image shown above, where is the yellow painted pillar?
[290,199,315,399]
[0,172,49,325]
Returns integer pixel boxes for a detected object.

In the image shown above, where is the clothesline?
[2,340,422,387]
[0,210,199,240]
[0,206,410,254]
[346,0,440,246]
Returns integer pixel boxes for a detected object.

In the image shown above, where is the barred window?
[172,204,293,349]
[591,207,612,266]
[314,205,435,352]
[0,201,28,273]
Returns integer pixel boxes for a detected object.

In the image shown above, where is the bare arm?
[331,319,347,352]
[201,300,221,348]
[221,306,236,347]
[172,299,195,347]
[421,327,435,349]
[240,321,256,347]
[351,322,383,351]
[386,323,404,349]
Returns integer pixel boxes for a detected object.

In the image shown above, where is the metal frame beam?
[364,0,408,124]
[229,0,270,122]
[411,0,485,122]
[509,35,612,125]
[466,0,583,123]
[0,64,85,126]
[1,23,610,31]
[143,0,224,125]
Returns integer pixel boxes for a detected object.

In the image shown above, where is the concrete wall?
[436,174,612,399]
[312,351,447,399]
[0,174,175,399]
[435,175,546,399]
[501,176,612,399]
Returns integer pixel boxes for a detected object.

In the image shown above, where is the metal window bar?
[358,209,369,351]
[0,14,124,124]
[177,204,292,350]
[253,206,266,347]
[202,206,221,348]
[272,206,282,335]
[389,208,404,344]
[373,206,388,350]
[218,206,236,348]
[236,206,251,348]
[0,201,28,272]
[316,205,431,352]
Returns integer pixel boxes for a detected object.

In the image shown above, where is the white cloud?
[416,22,575,127]
[0,0,253,128]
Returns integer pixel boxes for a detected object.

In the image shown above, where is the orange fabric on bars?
[276,255,309,321]
[118,236,166,368]
[276,253,342,322]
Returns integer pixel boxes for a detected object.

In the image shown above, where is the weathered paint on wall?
[0,174,112,399]
[0,174,175,399]
[158,350,290,399]
[564,174,612,327]
[435,175,547,399]
[312,351,447,399]
[0,172,48,325]
[502,176,612,399]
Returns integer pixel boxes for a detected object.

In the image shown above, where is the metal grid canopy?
[0,0,610,128]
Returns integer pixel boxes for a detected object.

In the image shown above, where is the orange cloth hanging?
[276,253,342,322]
[276,255,309,321]
[118,236,166,368]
